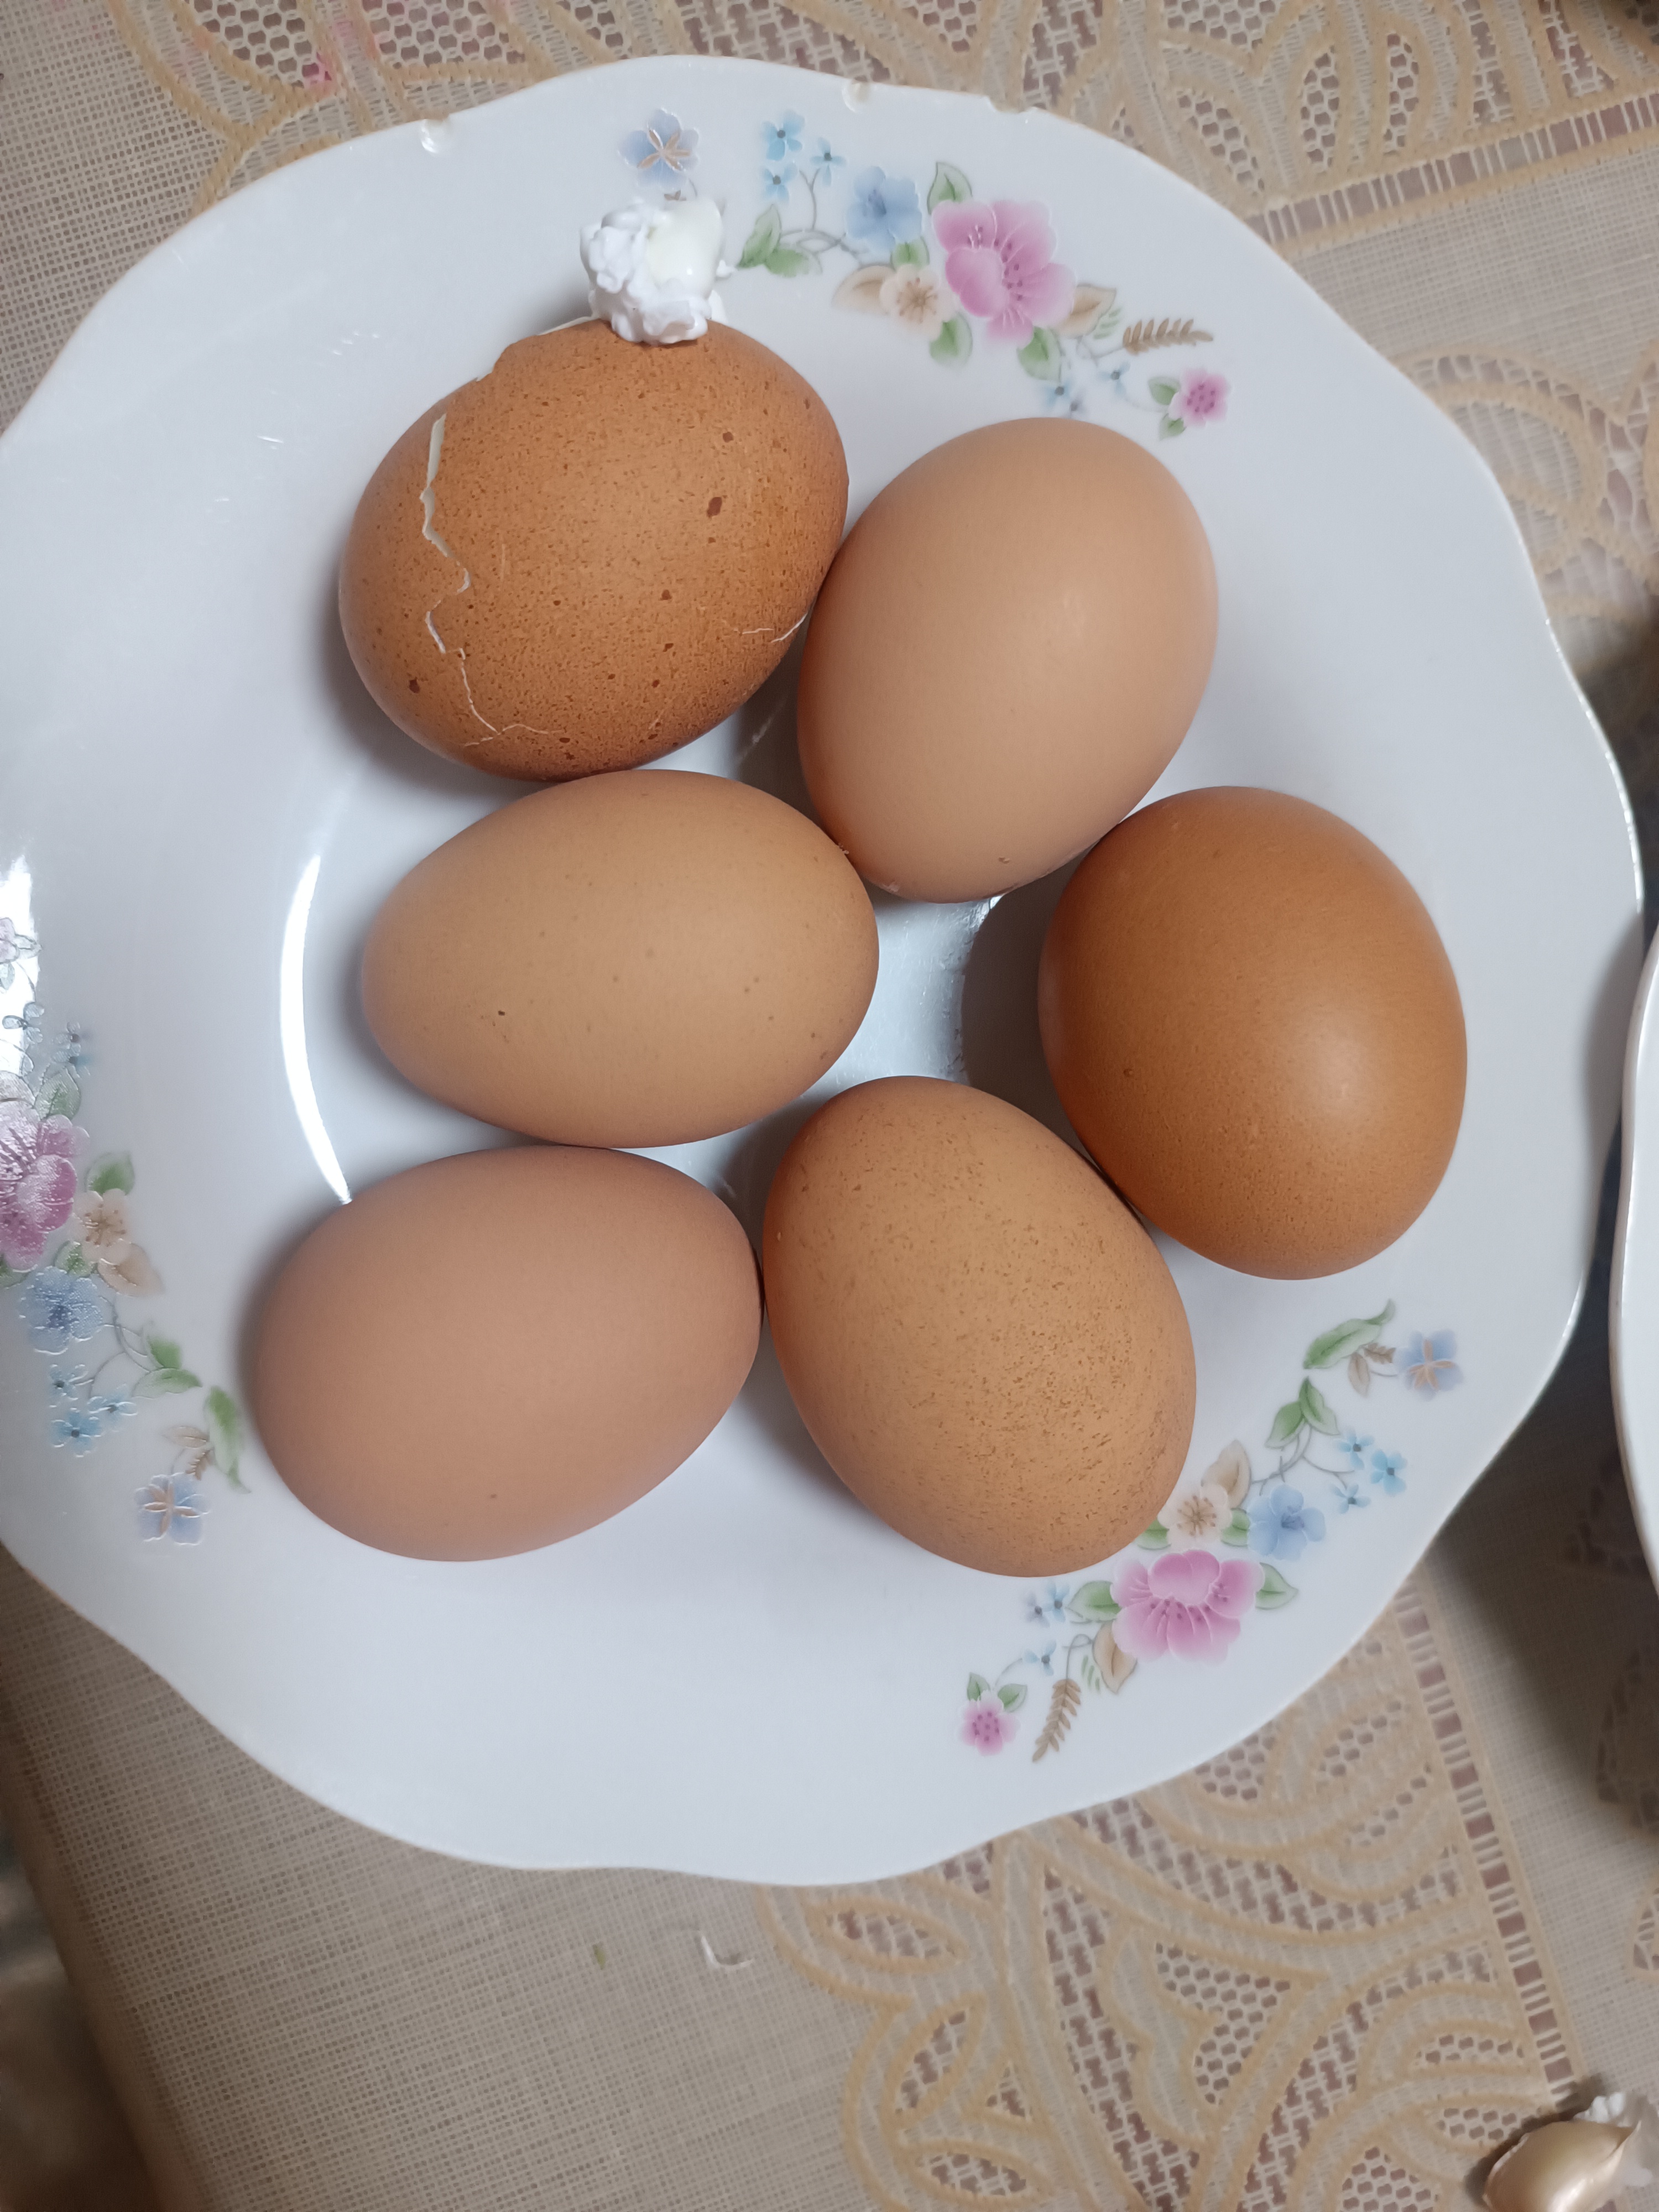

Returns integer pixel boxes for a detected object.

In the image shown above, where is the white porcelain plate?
[1614,932,1659,1581]
[0,59,1642,1880]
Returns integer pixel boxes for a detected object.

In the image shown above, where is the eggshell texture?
[1039,787,1467,1279]
[252,1147,760,1560]
[796,419,1215,902]
[362,771,879,1147]
[763,1078,1196,1576]
[339,320,848,781]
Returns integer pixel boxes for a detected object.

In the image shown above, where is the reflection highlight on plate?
[279,854,351,1206]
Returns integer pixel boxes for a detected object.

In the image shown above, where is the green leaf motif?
[1016,326,1064,383]
[1158,415,1186,440]
[136,1368,201,1397]
[1221,1509,1253,1547]
[206,1385,246,1490]
[0,1259,25,1289]
[763,246,820,278]
[88,1153,135,1197]
[927,161,972,210]
[891,236,928,268]
[1255,1564,1297,1610]
[997,1683,1027,1713]
[1147,375,1178,405]
[930,315,972,365]
[1297,1378,1339,1436]
[147,1334,183,1371]
[1303,1305,1395,1370]
[1266,1400,1305,1449]
[738,206,782,269]
[1079,1653,1104,1695]
[36,1073,81,1121]
[55,1243,91,1277]
[1067,1580,1120,1621]
[966,1672,989,1703]
[1137,1520,1170,1551]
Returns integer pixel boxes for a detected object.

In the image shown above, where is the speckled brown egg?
[1039,787,1467,1279]
[339,320,848,781]
[252,1146,760,1560]
[763,1078,1195,1577]
[362,770,878,1147]
[796,419,1215,902]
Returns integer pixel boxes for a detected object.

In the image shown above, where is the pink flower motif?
[1170,369,1229,426]
[932,200,1074,345]
[1112,1550,1262,1665]
[0,1105,82,1272]
[960,1692,1018,1755]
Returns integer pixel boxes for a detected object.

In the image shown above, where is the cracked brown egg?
[339,319,848,781]
[763,1078,1196,1577]
[362,770,879,1147]
[253,1146,761,1559]
[1039,787,1467,1279]
[796,419,1215,902]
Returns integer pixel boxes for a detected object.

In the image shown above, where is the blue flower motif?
[20,1268,110,1354]
[807,137,844,173]
[90,1389,138,1425]
[1337,1428,1374,1472]
[762,112,804,161]
[1330,1477,1370,1515]
[760,160,795,204]
[52,1022,89,1073]
[137,1475,206,1546]
[1021,1645,1056,1676]
[1248,1484,1326,1561]
[51,1404,102,1455]
[1399,1331,1462,1397]
[1369,1449,1407,1495]
[1024,1580,1070,1626]
[48,1364,88,1401]
[619,109,699,187]
[846,168,924,255]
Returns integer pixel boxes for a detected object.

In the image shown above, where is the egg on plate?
[340,319,847,780]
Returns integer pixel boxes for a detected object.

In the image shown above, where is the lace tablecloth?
[2,2,1658,2205]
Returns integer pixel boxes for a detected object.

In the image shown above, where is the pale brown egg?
[763,1078,1194,1576]
[362,771,878,1148]
[796,419,1215,902]
[1039,787,1467,1279]
[252,1147,760,1559]
[340,320,847,781]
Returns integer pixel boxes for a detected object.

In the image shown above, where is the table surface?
[3,3,1659,2206]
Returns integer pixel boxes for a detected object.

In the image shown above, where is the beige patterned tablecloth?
[3,3,1659,2206]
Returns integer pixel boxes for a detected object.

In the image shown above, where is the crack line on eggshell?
[419,412,472,653]
[734,609,810,647]
[417,410,550,747]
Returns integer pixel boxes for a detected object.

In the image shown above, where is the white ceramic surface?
[1613,931,1659,1583]
[0,59,1642,1880]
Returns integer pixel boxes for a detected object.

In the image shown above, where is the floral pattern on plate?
[615,111,1229,437]
[962,1301,1463,1761]
[1,921,244,1545]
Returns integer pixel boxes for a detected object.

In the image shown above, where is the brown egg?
[252,1147,760,1560]
[1039,787,1467,1279]
[340,320,847,781]
[363,771,878,1147]
[796,419,1215,902]
[763,1078,1195,1576]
